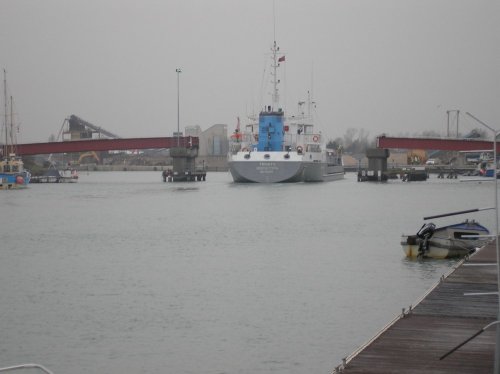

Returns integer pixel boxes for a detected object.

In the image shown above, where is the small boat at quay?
[401,208,492,259]
[30,167,78,183]
[401,220,491,259]
[0,69,30,190]
[227,39,344,183]
[0,154,31,189]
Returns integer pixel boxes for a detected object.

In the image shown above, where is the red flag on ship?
[231,117,242,141]
[278,56,285,62]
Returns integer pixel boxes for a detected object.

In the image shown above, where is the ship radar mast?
[271,41,280,108]
[271,0,278,109]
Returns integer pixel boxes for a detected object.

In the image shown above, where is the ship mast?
[271,41,280,108]
[271,0,280,109]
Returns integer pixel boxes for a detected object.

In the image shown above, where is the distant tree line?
[326,128,376,155]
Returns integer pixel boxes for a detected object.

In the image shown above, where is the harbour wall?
[80,155,229,172]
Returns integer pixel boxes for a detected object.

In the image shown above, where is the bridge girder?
[15,137,199,156]
[377,136,497,151]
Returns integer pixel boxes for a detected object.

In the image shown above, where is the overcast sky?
[1,0,499,143]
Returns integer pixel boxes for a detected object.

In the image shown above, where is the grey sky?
[1,0,499,143]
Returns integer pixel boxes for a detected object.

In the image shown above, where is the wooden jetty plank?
[336,241,498,373]
[469,245,498,263]
[413,282,497,318]
[343,317,494,374]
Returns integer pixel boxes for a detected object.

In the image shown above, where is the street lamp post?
[466,112,500,373]
[175,68,182,146]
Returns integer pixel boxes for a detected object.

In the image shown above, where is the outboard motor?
[417,223,436,239]
[416,222,436,257]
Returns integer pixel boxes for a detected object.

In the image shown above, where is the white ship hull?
[303,162,345,182]
[228,151,344,183]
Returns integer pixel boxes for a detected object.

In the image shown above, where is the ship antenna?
[273,0,276,45]
[271,0,279,108]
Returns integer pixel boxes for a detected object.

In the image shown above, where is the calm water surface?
[0,171,496,373]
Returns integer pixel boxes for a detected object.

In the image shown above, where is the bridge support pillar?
[166,147,206,182]
[358,148,390,182]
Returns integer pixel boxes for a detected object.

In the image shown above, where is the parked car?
[426,159,436,165]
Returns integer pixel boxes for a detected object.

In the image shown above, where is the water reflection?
[170,187,199,192]
[401,256,457,281]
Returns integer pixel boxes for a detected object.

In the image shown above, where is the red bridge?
[377,136,497,151]
[13,135,496,156]
[9,133,499,157]
[13,136,198,156]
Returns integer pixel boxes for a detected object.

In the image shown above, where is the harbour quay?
[333,241,498,373]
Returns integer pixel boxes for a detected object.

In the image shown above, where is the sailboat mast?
[3,69,7,159]
[10,95,15,155]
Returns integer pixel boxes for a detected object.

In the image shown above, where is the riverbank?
[77,164,228,172]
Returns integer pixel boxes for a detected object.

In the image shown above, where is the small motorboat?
[30,165,78,183]
[402,213,492,259]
